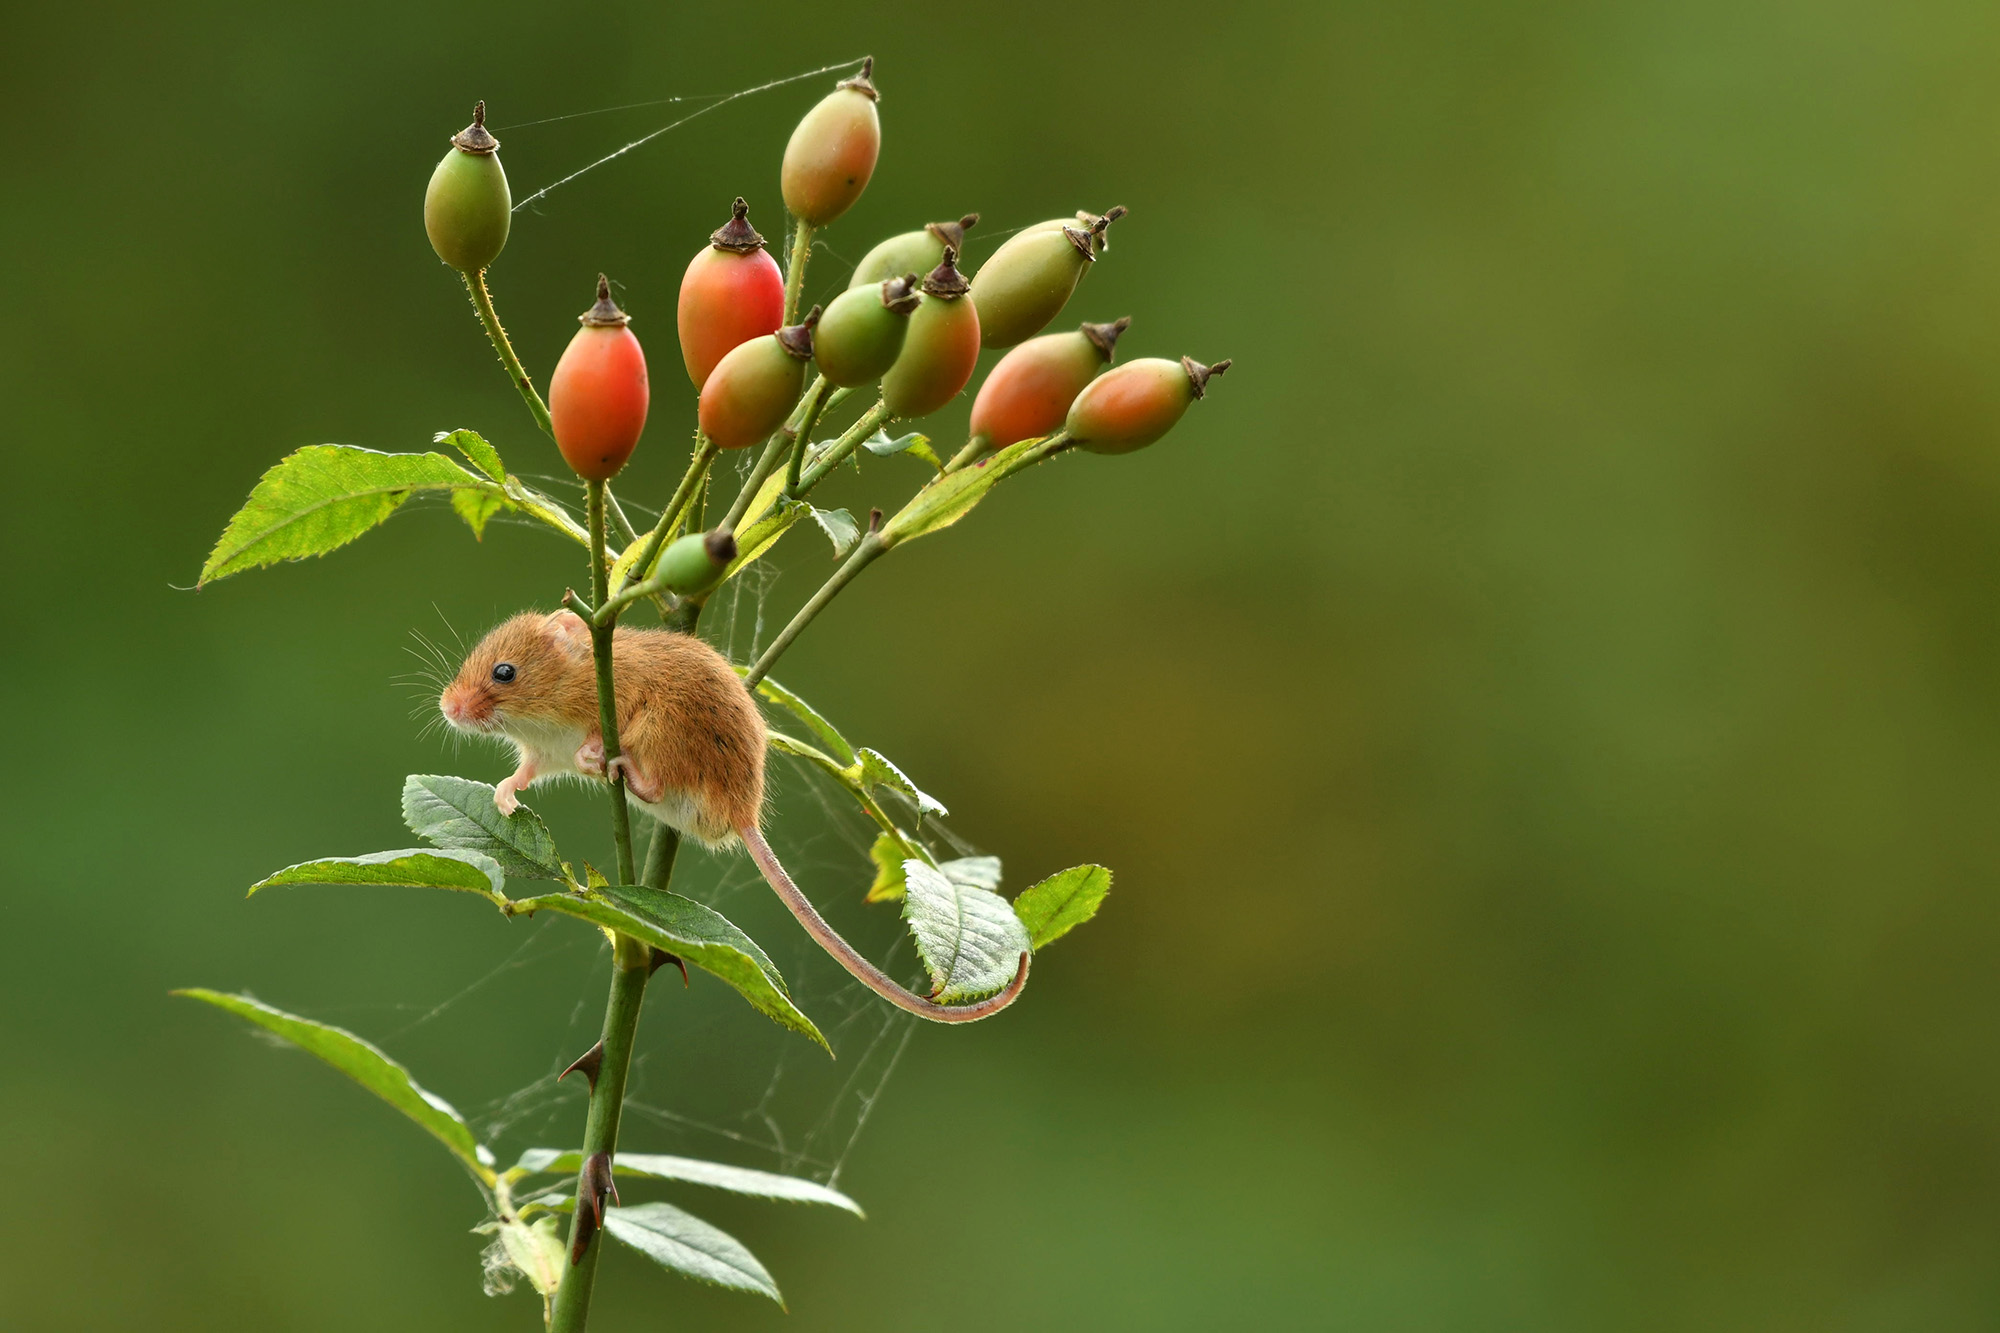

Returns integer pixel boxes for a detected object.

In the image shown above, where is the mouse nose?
[440,684,480,726]
[442,684,492,728]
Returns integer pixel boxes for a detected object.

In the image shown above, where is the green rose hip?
[814,274,921,387]
[848,214,978,289]
[654,528,738,596]
[968,206,1124,348]
[423,102,511,273]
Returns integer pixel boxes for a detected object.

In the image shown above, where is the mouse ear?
[545,609,592,655]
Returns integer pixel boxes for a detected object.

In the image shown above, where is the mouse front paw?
[574,736,606,776]
[494,782,522,816]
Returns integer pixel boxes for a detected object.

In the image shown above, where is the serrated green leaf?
[879,432,1066,548]
[942,855,1002,891]
[435,428,507,482]
[450,487,508,539]
[865,831,908,903]
[1013,864,1111,949]
[401,774,566,882]
[809,506,861,559]
[603,1201,784,1304]
[514,1149,862,1216]
[857,748,947,817]
[901,860,1032,1003]
[248,848,506,902]
[745,676,856,764]
[174,989,492,1182]
[512,886,828,1052]
[199,445,502,585]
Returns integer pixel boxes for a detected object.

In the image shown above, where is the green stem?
[604,485,642,546]
[794,399,892,496]
[783,219,815,327]
[547,931,651,1333]
[944,435,991,473]
[549,480,655,1331]
[585,480,637,888]
[721,431,793,534]
[743,530,888,689]
[784,377,833,496]
[642,822,682,889]
[462,270,555,439]
[613,436,720,599]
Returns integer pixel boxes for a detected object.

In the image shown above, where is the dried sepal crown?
[1182,355,1231,397]
[451,100,499,154]
[838,56,880,100]
[921,247,971,298]
[709,197,767,253]
[579,275,630,328]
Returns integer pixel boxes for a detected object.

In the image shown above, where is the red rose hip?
[1067,355,1230,455]
[969,317,1129,453]
[549,276,649,480]
[678,197,785,391]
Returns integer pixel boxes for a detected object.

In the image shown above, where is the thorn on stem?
[559,1040,605,1092]
[650,948,690,987]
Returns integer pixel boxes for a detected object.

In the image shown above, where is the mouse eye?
[491,662,516,684]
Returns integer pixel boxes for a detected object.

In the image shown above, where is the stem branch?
[547,934,651,1332]
[783,219,814,327]
[794,399,892,496]
[548,477,654,1333]
[612,436,721,599]
[463,270,555,439]
[743,531,888,689]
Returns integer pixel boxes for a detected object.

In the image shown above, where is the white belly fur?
[511,724,736,850]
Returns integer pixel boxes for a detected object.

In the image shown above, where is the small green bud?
[848,214,979,289]
[424,102,511,273]
[815,274,920,387]
[655,528,738,596]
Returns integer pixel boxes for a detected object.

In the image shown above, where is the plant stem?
[721,432,793,534]
[943,435,991,473]
[604,485,642,546]
[783,218,814,326]
[584,480,637,888]
[463,270,556,439]
[743,530,888,689]
[641,822,682,889]
[784,377,833,496]
[549,479,657,1332]
[612,436,720,599]
[547,931,651,1333]
[794,399,892,496]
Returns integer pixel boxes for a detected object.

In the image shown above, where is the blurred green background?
[5,0,1999,1327]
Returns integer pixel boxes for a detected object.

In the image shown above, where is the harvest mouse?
[440,609,1027,1022]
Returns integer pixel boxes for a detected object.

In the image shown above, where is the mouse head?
[440,610,596,735]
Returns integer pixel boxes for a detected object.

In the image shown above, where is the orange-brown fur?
[439,610,1030,1022]
[440,610,765,845]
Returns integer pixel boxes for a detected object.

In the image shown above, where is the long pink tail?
[740,825,1030,1023]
